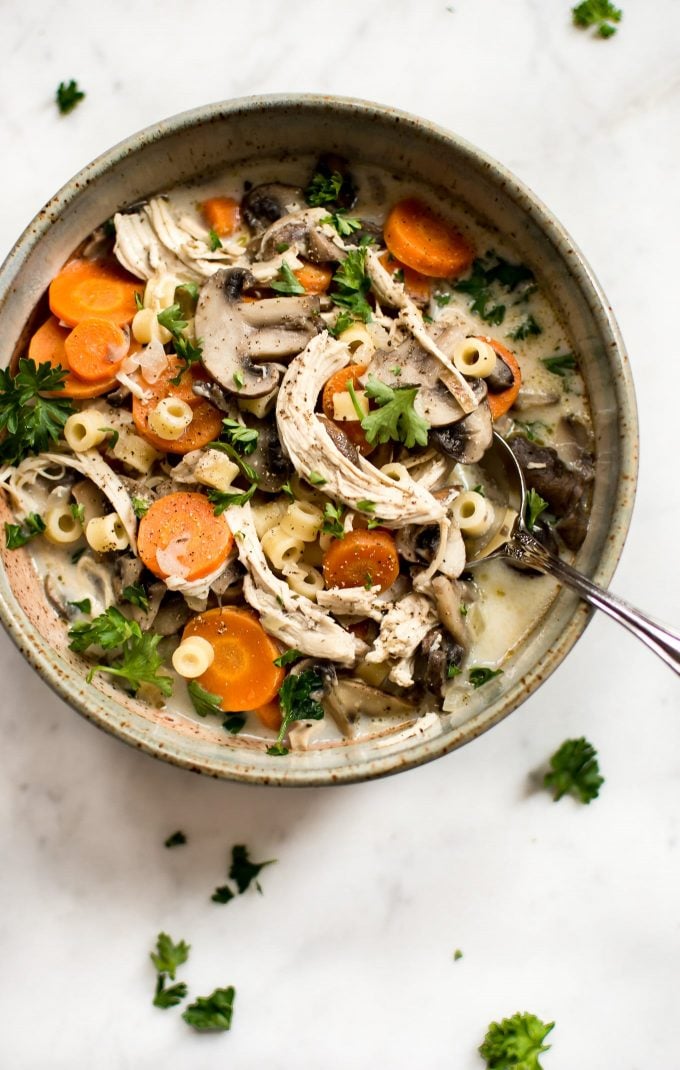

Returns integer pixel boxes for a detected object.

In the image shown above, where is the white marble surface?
[1,1,679,1067]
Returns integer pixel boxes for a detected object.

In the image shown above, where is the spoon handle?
[509,531,680,675]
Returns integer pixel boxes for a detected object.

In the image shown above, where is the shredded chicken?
[365,592,438,687]
[365,247,477,414]
[316,585,386,622]
[225,503,365,667]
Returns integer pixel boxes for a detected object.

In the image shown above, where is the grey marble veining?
[0,1,679,1067]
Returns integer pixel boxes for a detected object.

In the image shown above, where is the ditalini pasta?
[0,154,594,753]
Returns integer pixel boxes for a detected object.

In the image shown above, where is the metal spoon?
[466,432,680,674]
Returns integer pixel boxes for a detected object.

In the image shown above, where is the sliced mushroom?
[245,417,293,493]
[241,183,305,231]
[430,575,471,647]
[112,553,144,602]
[508,435,584,517]
[486,357,516,393]
[259,208,345,264]
[317,414,360,466]
[325,676,416,731]
[195,269,321,397]
[512,387,560,411]
[414,627,465,698]
[153,592,192,635]
[430,402,493,463]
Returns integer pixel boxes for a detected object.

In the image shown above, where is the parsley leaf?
[328,310,356,338]
[219,417,258,455]
[308,470,327,486]
[271,262,306,295]
[525,488,549,531]
[273,649,303,668]
[153,975,188,1009]
[187,680,223,718]
[434,292,452,307]
[468,667,503,688]
[572,0,622,37]
[0,359,73,465]
[174,282,200,317]
[211,885,235,904]
[361,377,430,449]
[208,482,257,514]
[541,353,577,377]
[544,737,603,803]
[479,1012,554,1069]
[86,631,173,696]
[331,248,372,323]
[321,212,362,236]
[229,843,276,894]
[122,582,149,611]
[4,512,45,549]
[508,314,542,341]
[68,606,140,653]
[56,79,85,114]
[454,252,534,326]
[164,830,186,848]
[447,663,462,679]
[207,228,223,251]
[157,304,203,380]
[267,669,324,756]
[182,986,236,1032]
[321,502,345,539]
[131,496,150,519]
[305,170,343,207]
[513,420,548,444]
[150,932,190,981]
[70,502,85,523]
[68,598,91,614]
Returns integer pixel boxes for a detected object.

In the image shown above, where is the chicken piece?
[316,585,386,622]
[225,503,365,667]
[365,592,439,687]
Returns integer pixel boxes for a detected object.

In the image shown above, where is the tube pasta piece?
[452,491,495,537]
[276,332,446,528]
[64,410,109,452]
[364,246,477,414]
[251,499,289,540]
[44,505,82,545]
[110,429,161,474]
[224,503,365,667]
[285,562,325,600]
[279,501,324,542]
[172,635,215,678]
[452,338,496,378]
[131,308,171,346]
[261,527,305,572]
[147,398,193,441]
[86,513,129,553]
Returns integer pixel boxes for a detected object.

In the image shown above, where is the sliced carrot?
[183,607,285,712]
[201,197,240,237]
[255,698,283,732]
[378,250,431,302]
[483,338,522,420]
[294,262,333,294]
[322,528,400,593]
[63,317,129,382]
[321,363,373,456]
[132,358,223,454]
[384,198,474,279]
[138,492,233,582]
[49,258,141,327]
[28,316,119,399]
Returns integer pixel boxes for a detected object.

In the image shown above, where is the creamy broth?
[1,155,593,753]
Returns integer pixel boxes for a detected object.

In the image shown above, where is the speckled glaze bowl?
[0,95,637,785]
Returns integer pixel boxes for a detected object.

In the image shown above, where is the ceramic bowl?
[0,95,638,785]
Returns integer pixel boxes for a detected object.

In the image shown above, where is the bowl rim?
[0,93,639,786]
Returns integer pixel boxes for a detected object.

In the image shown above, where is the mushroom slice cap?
[430,402,493,464]
[241,183,306,231]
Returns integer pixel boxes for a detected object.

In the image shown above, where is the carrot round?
[483,338,522,420]
[322,528,400,592]
[255,698,283,731]
[63,318,129,381]
[29,316,119,398]
[132,358,223,454]
[384,198,474,279]
[294,262,333,294]
[138,492,233,582]
[321,363,373,455]
[201,197,240,237]
[49,258,141,327]
[183,607,285,712]
[378,250,431,302]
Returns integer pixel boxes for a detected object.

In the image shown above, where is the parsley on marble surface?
[572,0,622,37]
[229,844,276,894]
[56,79,85,114]
[479,1012,554,1069]
[544,737,603,803]
[182,986,235,1032]
[164,831,187,848]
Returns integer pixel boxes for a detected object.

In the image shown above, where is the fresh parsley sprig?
[305,170,343,207]
[330,248,372,324]
[508,314,542,341]
[271,262,306,295]
[85,629,173,696]
[0,359,74,465]
[468,667,503,689]
[361,376,429,449]
[220,418,259,455]
[56,79,85,114]
[208,482,257,514]
[4,512,45,549]
[68,606,139,653]
[479,1012,555,1069]
[182,987,235,1032]
[229,844,276,894]
[544,737,603,803]
[454,252,534,326]
[121,582,149,612]
[321,502,345,539]
[187,680,223,717]
[541,353,577,377]
[267,669,324,756]
[321,212,361,237]
[525,488,549,531]
[150,932,190,1009]
[572,0,622,38]
[157,304,203,382]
